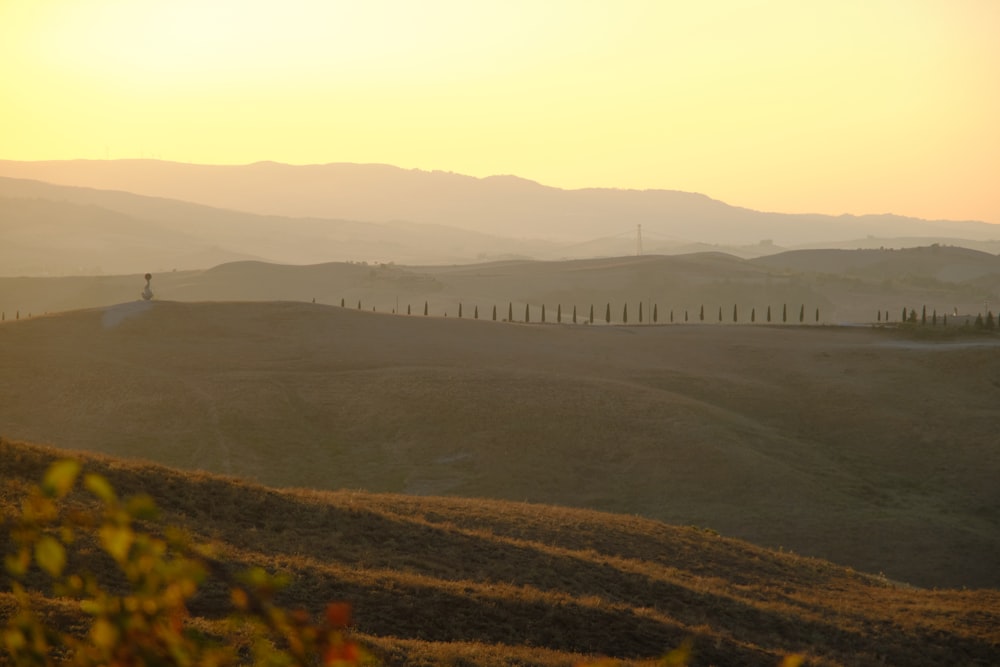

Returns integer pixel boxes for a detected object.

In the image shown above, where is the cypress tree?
[921,305,927,325]
[589,304,593,324]
[987,311,996,330]
[974,313,984,328]
[340,298,345,307]
[767,305,771,322]
[782,303,787,323]
[572,305,577,324]
[932,309,937,325]
[943,314,948,326]
[605,303,611,324]
[733,304,738,323]
[557,304,562,323]
[799,304,805,323]
[902,307,907,322]
[623,303,628,324]
[459,303,463,318]
[424,301,429,316]
[815,307,819,323]
[699,305,704,321]
[670,309,674,323]
[909,309,917,323]
[407,304,411,315]
[357,300,362,310]
[525,304,530,323]
[508,302,513,321]
[684,309,689,322]
[492,305,497,321]
[474,305,479,319]
[718,306,722,322]
[638,302,643,323]
[541,304,546,323]
[653,304,658,323]
[751,307,755,323]
[877,310,881,322]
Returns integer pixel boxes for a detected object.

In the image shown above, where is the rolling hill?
[2,438,999,666]
[2,247,998,325]
[1,300,998,589]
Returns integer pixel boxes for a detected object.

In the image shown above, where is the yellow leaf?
[4,548,31,577]
[35,535,67,577]
[91,618,119,650]
[99,524,135,562]
[42,459,81,499]
[84,473,117,504]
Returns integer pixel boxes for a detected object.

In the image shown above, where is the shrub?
[2,461,371,666]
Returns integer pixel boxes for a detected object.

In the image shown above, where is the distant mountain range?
[1,159,998,276]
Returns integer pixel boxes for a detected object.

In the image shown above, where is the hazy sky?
[3,1,998,223]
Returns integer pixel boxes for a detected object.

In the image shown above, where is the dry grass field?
[1,300,998,592]
[3,438,999,666]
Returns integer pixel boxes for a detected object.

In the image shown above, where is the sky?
[2,0,998,223]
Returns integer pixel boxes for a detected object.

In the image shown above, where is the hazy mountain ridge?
[1,159,998,254]
[0,176,549,275]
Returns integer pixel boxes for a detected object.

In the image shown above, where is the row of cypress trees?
[338,298,824,324]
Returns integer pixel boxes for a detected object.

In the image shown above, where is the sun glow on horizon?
[2,0,998,223]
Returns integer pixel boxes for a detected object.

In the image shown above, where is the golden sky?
[2,1,998,223]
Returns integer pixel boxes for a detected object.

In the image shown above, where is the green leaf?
[84,473,117,504]
[35,535,67,577]
[42,460,81,499]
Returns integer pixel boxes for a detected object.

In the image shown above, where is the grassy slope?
[3,438,999,667]
[1,301,998,589]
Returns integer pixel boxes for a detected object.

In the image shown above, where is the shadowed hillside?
[1,301,998,589]
[3,439,999,666]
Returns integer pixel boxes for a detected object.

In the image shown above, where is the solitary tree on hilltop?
[424,301,428,316]
[751,307,755,323]
[782,303,787,323]
[733,304,738,323]
[799,304,805,323]
[557,304,562,323]
[766,305,771,322]
[525,304,530,323]
[638,302,643,323]
[474,305,479,319]
[623,303,628,324]
[653,304,658,323]
[340,298,345,307]
[492,304,497,321]
[718,306,722,322]
[699,305,705,321]
[815,307,819,323]
[458,303,463,318]
[541,304,546,323]
[605,303,611,324]
[357,300,362,310]
[589,304,593,324]
[508,302,513,321]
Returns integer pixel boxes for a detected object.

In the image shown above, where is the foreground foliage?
[2,459,370,666]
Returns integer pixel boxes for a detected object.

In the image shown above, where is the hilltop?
[2,247,998,323]
[3,438,999,666]
[1,301,998,589]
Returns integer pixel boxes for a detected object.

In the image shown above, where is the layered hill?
[3,438,999,666]
[2,160,999,248]
[2,248,998,325]
[1,301,998,589]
